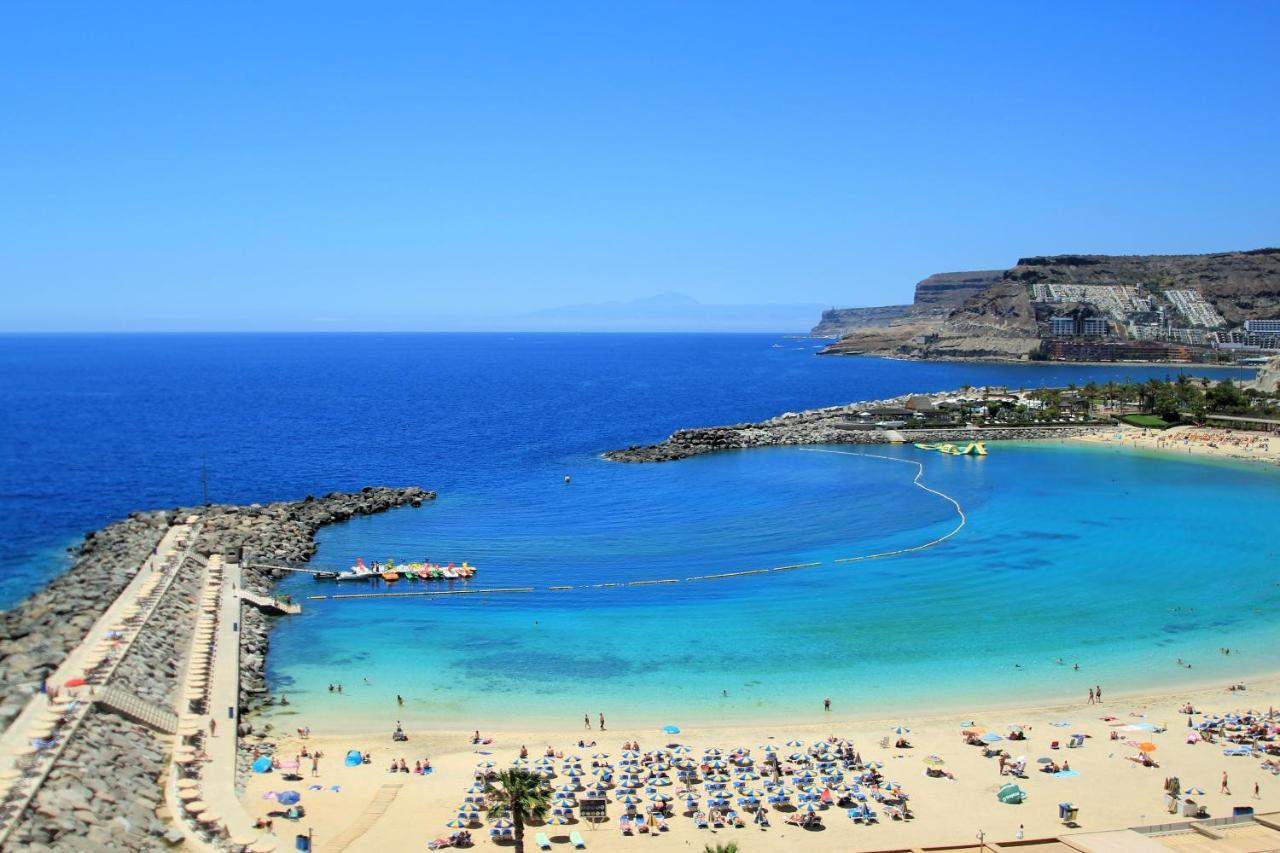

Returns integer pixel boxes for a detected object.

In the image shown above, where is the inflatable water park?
[914,441,987,456]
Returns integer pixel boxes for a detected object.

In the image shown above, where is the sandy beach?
[241,678,1280,852]
[1074,424,1280,466]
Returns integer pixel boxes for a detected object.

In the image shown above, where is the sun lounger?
[618,816,632,835]
[569,831,586,849]
[427,839,453,850]
[693,813,708,829]
[535,833,552,851]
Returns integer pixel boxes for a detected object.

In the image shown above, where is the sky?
[2,1,1278,332]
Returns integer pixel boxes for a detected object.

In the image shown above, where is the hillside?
[811,270,1002,337]
[821,249,1280,360]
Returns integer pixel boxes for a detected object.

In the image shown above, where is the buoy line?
[306,451,966,601]
[798,448,967,562]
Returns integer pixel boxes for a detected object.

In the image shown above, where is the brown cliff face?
[1005,249,1280,324]
[821,248,1280,359]
[811,269,1003,337]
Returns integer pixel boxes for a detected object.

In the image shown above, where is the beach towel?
[1053,770,1080,778]
[329,785,341,792]
[252,757,273,773]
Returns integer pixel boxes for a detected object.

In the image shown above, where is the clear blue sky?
[2,1,1278,331]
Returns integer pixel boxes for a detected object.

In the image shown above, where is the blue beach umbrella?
[446,818,469,828]
[894,726,910,734]
[492,819,513,829]
[981,733,1003,743]
[465,783,485,793]
[662,725,681,734]
[785,740,804,748]
[546,815,571,826]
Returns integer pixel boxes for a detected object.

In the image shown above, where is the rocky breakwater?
[0,511,170,732]
[0,486,432,850]
[191,486,434,721]
[605,396,1101,463]
[605,399,910,462]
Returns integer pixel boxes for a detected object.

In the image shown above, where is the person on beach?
[1096,685,1102,701]
[311,754,319,777]
[584,714,591,730]
[824,697,831,711]
[1222,771,1230,794]
[210,717,217,737]
[1088,688,1095,704]
[397,694,403,706]
[599,712,606,731]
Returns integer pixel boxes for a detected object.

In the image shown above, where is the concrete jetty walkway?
[0,520,198,844]
[166,556,282,852]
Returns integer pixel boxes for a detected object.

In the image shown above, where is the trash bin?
[295,834,311,851]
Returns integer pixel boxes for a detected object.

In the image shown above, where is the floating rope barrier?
[305,451,966,601]
[799,448,967,562]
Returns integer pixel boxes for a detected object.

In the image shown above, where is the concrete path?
[0,521,197,843]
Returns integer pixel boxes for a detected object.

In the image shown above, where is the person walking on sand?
[1221,771,1230,795]
[584,714,591,730]
[1254,781,1260,799]
[1088,688,1094,704]
[1095,685,1102,701]
[210,718,217,737]
[599,713,606,731]
[312,754,320,777]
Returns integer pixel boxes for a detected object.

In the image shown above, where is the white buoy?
[564,475,571,484]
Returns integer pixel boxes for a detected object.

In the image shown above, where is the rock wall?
[0,512,170,732]
[811,270,1004,338]
[604,393,1098,463]
[0,485,434,850]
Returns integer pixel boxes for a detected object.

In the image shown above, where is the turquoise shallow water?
[265,440,1280,730]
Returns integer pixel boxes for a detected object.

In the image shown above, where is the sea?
[1,333,1276,728]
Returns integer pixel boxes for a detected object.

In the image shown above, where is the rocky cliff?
[821,249,1280,360]
[811,269,1003,337]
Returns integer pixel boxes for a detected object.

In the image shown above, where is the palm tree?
[485,768,552,853]
[704,843,740,853]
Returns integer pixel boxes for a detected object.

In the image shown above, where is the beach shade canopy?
[276,790,301,806]
[1185,787,1205,796]
[457,803,479,814]
[344,750,362,767]
[661,725,680,734]
[785,740,804,748]
[1136,742,1158,753]
[649,792,670,802]
[894,726,910,734]
[252,757,273,773]
[616,794,642,804]
[545,815,571,825]
[446,818,469,828]
[465,783,486,793]
[492,819,513,829]
[1036,757,1053,764]
[997,783,1026,804]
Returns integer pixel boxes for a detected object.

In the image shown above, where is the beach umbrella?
[616,794,642,804]
[492,819,513,829]
[277,791,301,806]
[740,787,766,798]
[622,750,639,758]
[465,783,485,793]
[545,815,571,825]
[785,740,804,748]
[672,746,692,755]
[446,818,468,828]
[703,748,722,756]
[565,767,582,777]
[1136,742,1158,753]
[894,726,910,734]
[649,792,670,802]
[798,802,822,813]
[662,725,681,734]
[1036,756,1053,764]
[591,752,610,759]
[457,803,479,814]
[981,733,1003,743]
[534,757,553,766]
[1185,787,1205,796]
[705,773,729,783]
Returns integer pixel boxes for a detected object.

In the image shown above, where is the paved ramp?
[325,784,403,851]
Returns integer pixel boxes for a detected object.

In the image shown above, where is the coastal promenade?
[0,519,197,844]
[166,555,280,852]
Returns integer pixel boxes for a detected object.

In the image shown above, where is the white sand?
[242,678,1280,852]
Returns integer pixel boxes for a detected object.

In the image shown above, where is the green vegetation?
[485,768,552,853]
[1120,414,1173,429]
[704,844,740,853]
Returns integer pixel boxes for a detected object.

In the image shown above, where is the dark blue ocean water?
[6,333,1278,725]
[0,332,1252,610]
